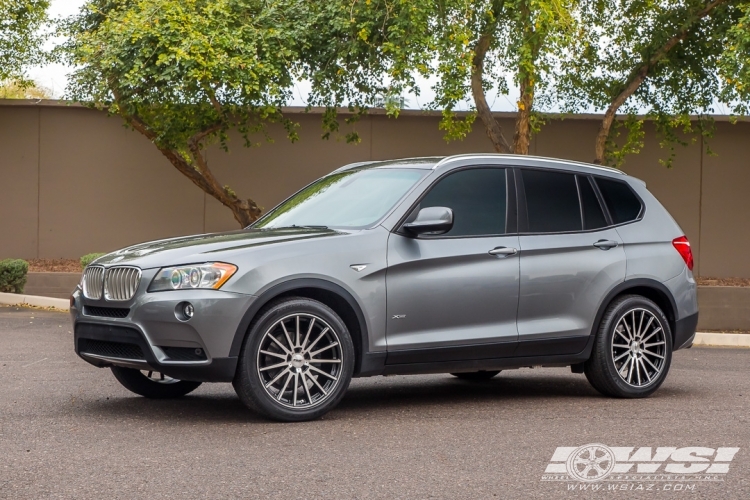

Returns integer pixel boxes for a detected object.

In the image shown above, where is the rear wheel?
[110,366,202,399]
[451,370,501,380]
[584,295,672,398]
[233,297,355,422]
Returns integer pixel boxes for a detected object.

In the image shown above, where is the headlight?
[148,263,237,292]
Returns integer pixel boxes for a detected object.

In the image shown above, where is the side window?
[595,177,642,224]
[418,168,506,237]
[577,176,608,230]
[521,169,581,233]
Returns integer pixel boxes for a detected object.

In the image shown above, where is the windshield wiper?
[286,224,329,230]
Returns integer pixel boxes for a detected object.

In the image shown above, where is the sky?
[29,0,521,111]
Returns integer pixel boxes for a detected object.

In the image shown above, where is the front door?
[385,167,520,362]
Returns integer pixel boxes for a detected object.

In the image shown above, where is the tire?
[450,370,501,380]
[584,295,673,398]
[110,366,202,399]
[233,297,355,422]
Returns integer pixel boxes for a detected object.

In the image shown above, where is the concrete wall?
[1,101,749,277]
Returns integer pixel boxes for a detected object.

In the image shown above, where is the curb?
[694,332,750,348]
[0,292,70,311]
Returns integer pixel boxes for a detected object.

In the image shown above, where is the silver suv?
[71,154,698,421]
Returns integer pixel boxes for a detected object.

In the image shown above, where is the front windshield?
[254,168,426,229]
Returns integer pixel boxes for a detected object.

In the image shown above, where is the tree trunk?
[471,33,512,154]
[593,0,728,164]
[513,75,534,155]
[123,112,263,227]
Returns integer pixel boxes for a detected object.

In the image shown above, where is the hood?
[92,227,344,269]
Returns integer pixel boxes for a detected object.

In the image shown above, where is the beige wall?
[1,102,748,277]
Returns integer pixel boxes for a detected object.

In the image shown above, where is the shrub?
[0,259,29,294]
[80,253,106,268]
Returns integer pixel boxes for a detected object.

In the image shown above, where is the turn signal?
[672,236,694,271]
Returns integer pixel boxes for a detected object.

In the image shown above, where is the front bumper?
[70,281,255,382]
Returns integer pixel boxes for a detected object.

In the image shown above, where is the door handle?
[593,239,619,250]
[489,246,518,257]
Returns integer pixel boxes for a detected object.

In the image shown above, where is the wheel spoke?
[307,372,328,396]
[612,343,630,349]
[292,372,299,407]
[304,327,329,354]
[639,358,652,382]
[615,327,630,343]
[637,310,645,337]
[301,318,315,350]
[641,316,655,337]
[642,354,660,373]
[265,367,290,388]
[643,350,664,360]
[268,334,292,355]
[641,327,662,344]
[276,372,293,401]
[260,349,287,360]
[309,358,341,364]
[627,357,635,384]
[259,361,288,372]
[644,341,665,348]
[621,318,634,340]
[635,357,642,385]
[310,342,339,357]
[302,372,314,404]
[614,350,630,363]
[308,365,337,380]
[295,316,300,348]
[280,321,295,351]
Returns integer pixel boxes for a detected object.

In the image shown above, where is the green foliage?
[720,2,750,114]
[0,0,50,84]
[80,253,105,268]
[0,259,29,294]
[551,0,743,165]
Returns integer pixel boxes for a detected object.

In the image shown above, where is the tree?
[0,0,50,84]
[720,2,750,114]
[0,79,51,98]
[553,0,741,166]
[65,0,311,226]
[304,0,578,155]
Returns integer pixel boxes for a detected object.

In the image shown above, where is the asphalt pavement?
[1,305,748,499]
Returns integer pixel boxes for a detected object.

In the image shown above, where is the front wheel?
[233,297,355,422]
[110,366,202,399]
[584,295,672,398]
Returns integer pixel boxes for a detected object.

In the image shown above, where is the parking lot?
[1,305,748,499]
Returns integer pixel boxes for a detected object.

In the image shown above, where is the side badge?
[392,314,406,320]
[350,264,368,272]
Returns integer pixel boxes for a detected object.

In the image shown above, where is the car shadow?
[71,372,688,424]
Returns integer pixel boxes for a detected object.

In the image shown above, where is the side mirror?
[402,206,454,236]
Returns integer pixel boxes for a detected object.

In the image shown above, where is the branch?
[471,32,512,153]
[593,0,728,163]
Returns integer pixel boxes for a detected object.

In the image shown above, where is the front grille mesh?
[79,339,144,360]
[83,306,130,318]
[82,266,104,299]
[104,267,141,301]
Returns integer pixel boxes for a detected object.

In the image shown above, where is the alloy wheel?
[256,313,343,409]
[610,308,666,387]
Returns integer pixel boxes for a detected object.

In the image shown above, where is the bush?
[80,253,106,268]
[0,259,29,294]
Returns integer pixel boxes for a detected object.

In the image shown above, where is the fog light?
[184,303,194,318]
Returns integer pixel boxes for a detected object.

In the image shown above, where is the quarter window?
[578,176,608,230]
[595,178,642,224]
[521,169,581,233]
[417,168,506,237]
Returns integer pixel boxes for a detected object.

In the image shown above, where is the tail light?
[672,236,694,271]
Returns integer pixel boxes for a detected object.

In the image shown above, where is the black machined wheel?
[451,371,501,380]
[110,366,202,399]
[233,297,354,422]
[584,295,673,398]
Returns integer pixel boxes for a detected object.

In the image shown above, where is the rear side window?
[521,169,581,233]
[418,168,506,236]
[577,176,608,230]
[595,178,642,224]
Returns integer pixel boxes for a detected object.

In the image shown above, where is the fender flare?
[228,278,370,364]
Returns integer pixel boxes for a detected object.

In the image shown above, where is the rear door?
[515,168,626,356]
[385,167,520,362]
